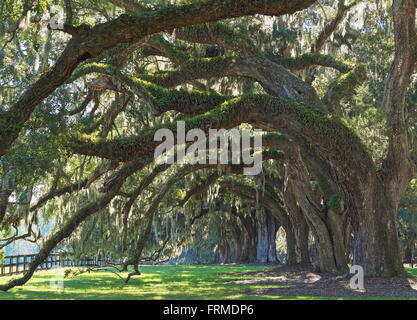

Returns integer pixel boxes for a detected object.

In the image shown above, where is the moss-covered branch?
[69,93,373,180]
[322,63,366,113]
[69,63,230,116]
[174,22,259,56]
[140,56,238,88]
[269,53,353,73]
[0,0,317,157]
[146,35,191,65]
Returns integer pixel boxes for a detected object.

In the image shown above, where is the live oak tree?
[1,0,417,291]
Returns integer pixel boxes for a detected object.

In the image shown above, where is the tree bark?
[266,210,279,263]
[352,0,416,276]
[256,207,269,263]
[286,154,348,274]
[283,188,310,264]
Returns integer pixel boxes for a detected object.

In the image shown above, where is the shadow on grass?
[0,265,416,300]
[0,265,279,300]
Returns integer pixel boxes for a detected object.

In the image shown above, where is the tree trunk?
[283,188,310,264]
[232,226,244,263]
[352,185,404,276]
[255,208,279,263]
[266,210,279,263]
[240,233,250,262]
[237,211,258,262]
[352,0,416,277]
[222,240,230,264]
[285,150,348,274]
[285,224,298,265]
[256,207,269,263]
[295,214,310,264]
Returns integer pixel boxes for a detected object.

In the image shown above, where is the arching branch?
[268,53,353,74]
[174,22,259,56]
[68,63,230,116]
[68,94,372,183]
[322,63,366,113]
[0,0,317,156]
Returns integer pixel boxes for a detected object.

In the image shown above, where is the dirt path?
[225,264,417,298]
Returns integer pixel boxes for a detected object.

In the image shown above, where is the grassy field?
[0,265,416,300]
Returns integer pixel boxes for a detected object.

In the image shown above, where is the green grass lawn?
[0,265,416,300]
